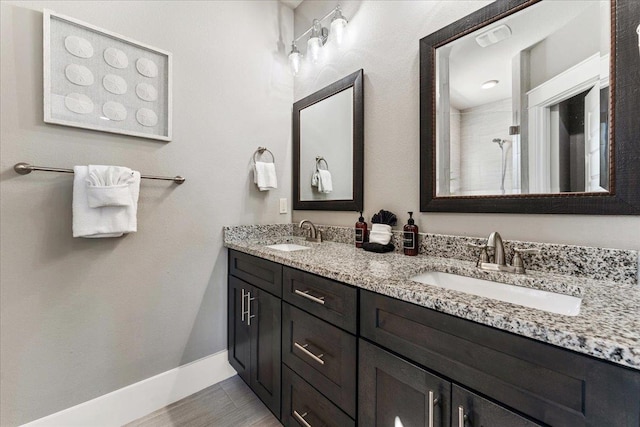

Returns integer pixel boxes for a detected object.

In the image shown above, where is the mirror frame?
[293,69,364,211]
[420,0,640,214]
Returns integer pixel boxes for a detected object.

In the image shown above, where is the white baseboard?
[22,350,237,427]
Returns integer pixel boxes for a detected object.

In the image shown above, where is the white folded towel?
[253,161,277,191]
[369,223,392,244]
[86,165,136,208]
[73,165,141,238]
[317,169,333,193]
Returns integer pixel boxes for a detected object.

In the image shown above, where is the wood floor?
[125,375,282,427]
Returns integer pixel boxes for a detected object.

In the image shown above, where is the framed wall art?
[43,10,172,141]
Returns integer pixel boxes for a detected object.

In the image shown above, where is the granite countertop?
[224,231,640,371]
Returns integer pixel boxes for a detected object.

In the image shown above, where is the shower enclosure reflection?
[435,0,610,197]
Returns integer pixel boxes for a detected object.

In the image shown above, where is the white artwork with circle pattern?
[44,10,172,141]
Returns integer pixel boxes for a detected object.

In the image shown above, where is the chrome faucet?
[470,232,540,274]
[299,219,322,243]
[487,232,506,266]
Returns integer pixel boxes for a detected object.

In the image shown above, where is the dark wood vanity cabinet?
[227,252,282,418]
[360,290,640,427]
[359,339,451,427]
[359,339,538,427]
[281,267,358,424]
[452,385,540,427]
[228,250,640,426]
[282,365,356,427]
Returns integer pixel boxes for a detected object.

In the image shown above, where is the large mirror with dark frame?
[293,69,364,211]
[420,0,640,214]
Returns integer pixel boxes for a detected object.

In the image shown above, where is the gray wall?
[529,1,606,89]
[0,1,293,425]
[291,0,640,251]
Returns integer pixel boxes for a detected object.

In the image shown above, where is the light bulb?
[288,42,301,76]
[331,6,348,46]
[308,19,323,64]
[307,37,322,63]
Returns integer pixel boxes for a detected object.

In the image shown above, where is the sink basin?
[265,243,310,252]
[410,271,581,316]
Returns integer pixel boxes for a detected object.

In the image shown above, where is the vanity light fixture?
[307,19,325,63]
[481,79,499,89]
[330,5,348,46]
[287,4,348,75]
[289,41,301,76]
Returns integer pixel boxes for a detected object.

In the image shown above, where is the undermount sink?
[410,271,581,316]
[265,243,310,252]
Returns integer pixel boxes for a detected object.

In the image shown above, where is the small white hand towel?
[253,161,277,191]
[317,169,333,193]
[369,223,392,244]
[86,165,136,208]
[73,166,141,238]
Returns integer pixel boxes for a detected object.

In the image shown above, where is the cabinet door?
[359,339,450,427]
[228,276,250,384]
[452,385,540,427]
[249,285,281,418]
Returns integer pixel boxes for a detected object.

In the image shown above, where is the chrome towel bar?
[14,162,185,184]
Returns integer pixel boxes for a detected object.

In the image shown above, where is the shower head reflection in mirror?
[492,138,511,195]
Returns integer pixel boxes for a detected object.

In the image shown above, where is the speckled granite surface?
[251,223,638,284]
[224,224,640,370]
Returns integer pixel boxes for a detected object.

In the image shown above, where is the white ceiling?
[445,1,602,110]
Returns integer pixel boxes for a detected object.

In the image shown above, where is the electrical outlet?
[279,198,288,214]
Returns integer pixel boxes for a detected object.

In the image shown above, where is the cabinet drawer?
[360,290,640,426]
[282,302,357,417]
[283,267,357,333]
[228,250,282,297]
[282,365,355,427]
[453,384,540,427]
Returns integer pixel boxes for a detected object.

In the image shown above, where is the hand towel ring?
[315,156,329,172]
[253,147,275,164]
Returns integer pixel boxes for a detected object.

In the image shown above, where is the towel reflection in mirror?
[311,156,332,193]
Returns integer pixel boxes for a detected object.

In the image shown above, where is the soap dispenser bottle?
[355,211,367,248]
[403,212,419,256]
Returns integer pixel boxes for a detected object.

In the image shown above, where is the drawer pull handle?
[293,410,312,427]
[294,342,325,365]
[294,289,326,305]
[428,390,439,427]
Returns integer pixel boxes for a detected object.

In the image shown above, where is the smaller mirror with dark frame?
[420,0,640,214]
[293,69,364,211]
